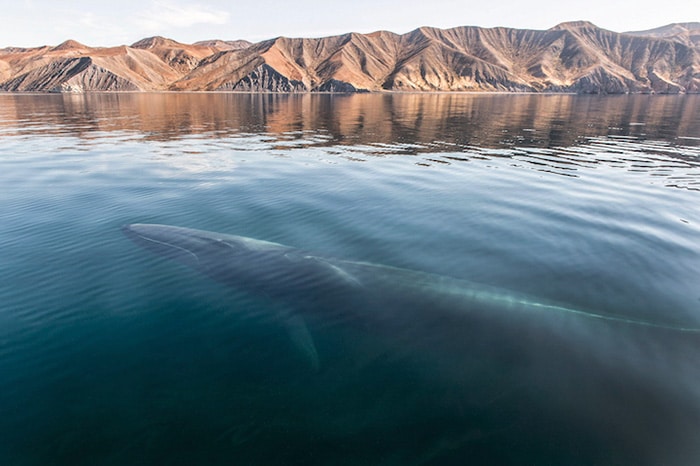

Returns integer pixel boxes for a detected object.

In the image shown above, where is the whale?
[122,223,700,464]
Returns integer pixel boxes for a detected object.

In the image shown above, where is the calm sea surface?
[1,93,699,465]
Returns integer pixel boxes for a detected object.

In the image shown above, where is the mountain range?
[1,21,698,93]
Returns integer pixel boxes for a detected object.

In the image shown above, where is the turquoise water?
[1,93,700,465]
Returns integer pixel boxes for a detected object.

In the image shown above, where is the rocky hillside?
[625,23,700,47]
[1,22,698,93]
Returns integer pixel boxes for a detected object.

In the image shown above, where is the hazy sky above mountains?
[3,0,698,47]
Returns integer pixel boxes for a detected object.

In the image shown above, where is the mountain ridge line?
[1,21,698,94]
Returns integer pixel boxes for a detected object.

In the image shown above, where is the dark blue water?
[1,93,699,465]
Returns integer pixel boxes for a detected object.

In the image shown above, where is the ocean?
[1,92,699,465]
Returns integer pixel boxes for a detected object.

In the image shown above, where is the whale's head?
[122,223,353,299]
[123,224,213,267]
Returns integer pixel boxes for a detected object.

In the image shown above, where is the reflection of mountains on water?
[1,93,698,189]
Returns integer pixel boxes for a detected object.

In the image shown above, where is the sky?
[2,0,699,48]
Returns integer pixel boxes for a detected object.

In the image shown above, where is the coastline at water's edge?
[0,90,688,95]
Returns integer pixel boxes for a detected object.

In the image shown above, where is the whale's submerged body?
[123,223,700,465]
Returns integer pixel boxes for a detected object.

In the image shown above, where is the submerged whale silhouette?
[122,223,700,464]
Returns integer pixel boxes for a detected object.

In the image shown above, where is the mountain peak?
[52,40,89,51]
[551,21,599,31]
[131,36,183,49]
[192,39,252,51]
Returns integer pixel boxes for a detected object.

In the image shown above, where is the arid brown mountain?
[0,39,182,91]
[1,21,698,93]
[626,23,700,47]
[192,39,253,51]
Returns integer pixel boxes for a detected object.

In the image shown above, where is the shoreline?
[1,90,695,96]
